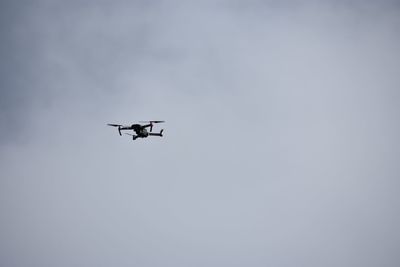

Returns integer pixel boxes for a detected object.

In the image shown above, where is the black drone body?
[108,121,165,140]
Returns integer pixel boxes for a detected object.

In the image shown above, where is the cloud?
[1,1,399,266]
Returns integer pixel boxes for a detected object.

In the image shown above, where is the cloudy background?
[1,0,400,266]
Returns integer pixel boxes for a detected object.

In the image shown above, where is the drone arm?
[118,126,136,136]
[142,123,153,132]
[140,121,164,132]
[148,129,164,137]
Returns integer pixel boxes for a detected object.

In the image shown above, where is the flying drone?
[108,121,165,140]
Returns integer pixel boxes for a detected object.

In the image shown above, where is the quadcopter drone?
[108,120,165,140]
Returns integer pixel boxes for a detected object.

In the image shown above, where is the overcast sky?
[1,1,400,266]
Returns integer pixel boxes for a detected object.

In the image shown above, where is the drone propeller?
[139,120,165,123]
[107,124,122,135]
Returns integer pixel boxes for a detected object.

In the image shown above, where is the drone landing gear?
[124,133,138,140]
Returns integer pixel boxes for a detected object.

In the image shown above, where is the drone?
[108,121,165,140]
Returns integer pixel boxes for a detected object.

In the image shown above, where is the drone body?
[108,121,165,140]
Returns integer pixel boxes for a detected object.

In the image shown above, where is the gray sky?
[1,1,400,266]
